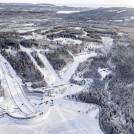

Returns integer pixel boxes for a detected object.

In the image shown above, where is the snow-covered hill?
[0,4,134,134]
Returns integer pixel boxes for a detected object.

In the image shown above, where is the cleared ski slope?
[60,51,97,83]
[0,55,37,117]
[20,45,61,85]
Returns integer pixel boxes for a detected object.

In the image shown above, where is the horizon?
[0,2,132,9]
[0,0,134,8]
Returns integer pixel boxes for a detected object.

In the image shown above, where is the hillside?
[0,3,134,134]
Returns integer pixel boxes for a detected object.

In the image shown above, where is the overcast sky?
[0,0,134,8]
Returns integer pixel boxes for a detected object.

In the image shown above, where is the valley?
[0,3,134,134]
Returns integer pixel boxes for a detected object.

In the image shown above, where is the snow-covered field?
[0,100,103,134]
[57,11,80,14]
[85,42,102,50]
[98,68,112,80]
[54,38,82,45]
[101,36,113,54]
[109,19,123,22]
[17,28,36,34]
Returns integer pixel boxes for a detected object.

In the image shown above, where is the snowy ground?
[20,45,61,86]
[0,101,103,134]
[98,68,112,80]
[0,49,104,134]
[101,36,113,54]
[85,42,102,50]
[0,33,115,134]
[59,51,97,83]
[57,11,80,14]
[53,38,82,45]
[0,54,46,118]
